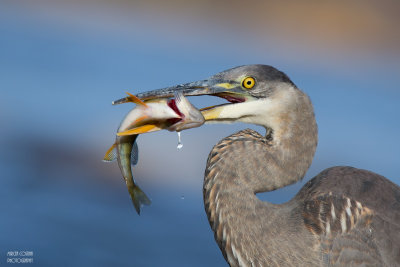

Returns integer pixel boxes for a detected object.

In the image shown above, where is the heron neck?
[203,91,317,264]
[204,90,317,193]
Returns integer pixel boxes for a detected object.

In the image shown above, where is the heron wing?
[297,166,400,266]
[302,191,400,266]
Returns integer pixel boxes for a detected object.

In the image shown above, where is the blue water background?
[0,2,399,266]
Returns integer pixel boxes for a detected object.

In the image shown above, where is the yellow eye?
[242,77,255,89]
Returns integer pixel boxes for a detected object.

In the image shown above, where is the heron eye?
[242,77,255,89]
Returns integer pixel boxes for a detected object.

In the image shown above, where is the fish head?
[116,94,204,136]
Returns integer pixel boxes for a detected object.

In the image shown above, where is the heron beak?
[112,80,212,105]
[112,78,254,122]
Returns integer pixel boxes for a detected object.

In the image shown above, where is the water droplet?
[177,132,183,150]
[181,195,185,200]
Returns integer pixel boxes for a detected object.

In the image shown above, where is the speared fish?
[103,92,204,214]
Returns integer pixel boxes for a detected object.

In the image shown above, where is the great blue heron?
[134,65,400,266]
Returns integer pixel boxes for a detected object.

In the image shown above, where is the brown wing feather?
[298,166,400,266]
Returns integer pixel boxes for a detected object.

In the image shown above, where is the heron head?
[114,65,304,131]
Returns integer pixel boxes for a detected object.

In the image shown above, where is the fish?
[103,92,204,214]
[167,92,205,132]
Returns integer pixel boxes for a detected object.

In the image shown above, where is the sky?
[1,1,399,266]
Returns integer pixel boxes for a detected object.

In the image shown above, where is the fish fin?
[171,91,205,131]
[132,115,149,125]
[117,124,158,136]
[129,185,152,214]
[103,143,117,162]
[131,140,139,166]
[123,115,149,132]
[111,93,148,106]
[126,92,148,107]
[174,91,183,104]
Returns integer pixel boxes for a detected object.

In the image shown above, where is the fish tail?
[128,184,152,215]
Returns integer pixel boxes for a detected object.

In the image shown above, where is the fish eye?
[242,77,256,89]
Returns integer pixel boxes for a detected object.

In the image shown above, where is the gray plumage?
[132,65,400,266]
[201,66,400,266]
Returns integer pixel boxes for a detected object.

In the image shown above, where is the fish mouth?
[166,98,184,125]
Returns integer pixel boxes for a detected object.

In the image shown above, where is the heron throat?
[202,88,318,265]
